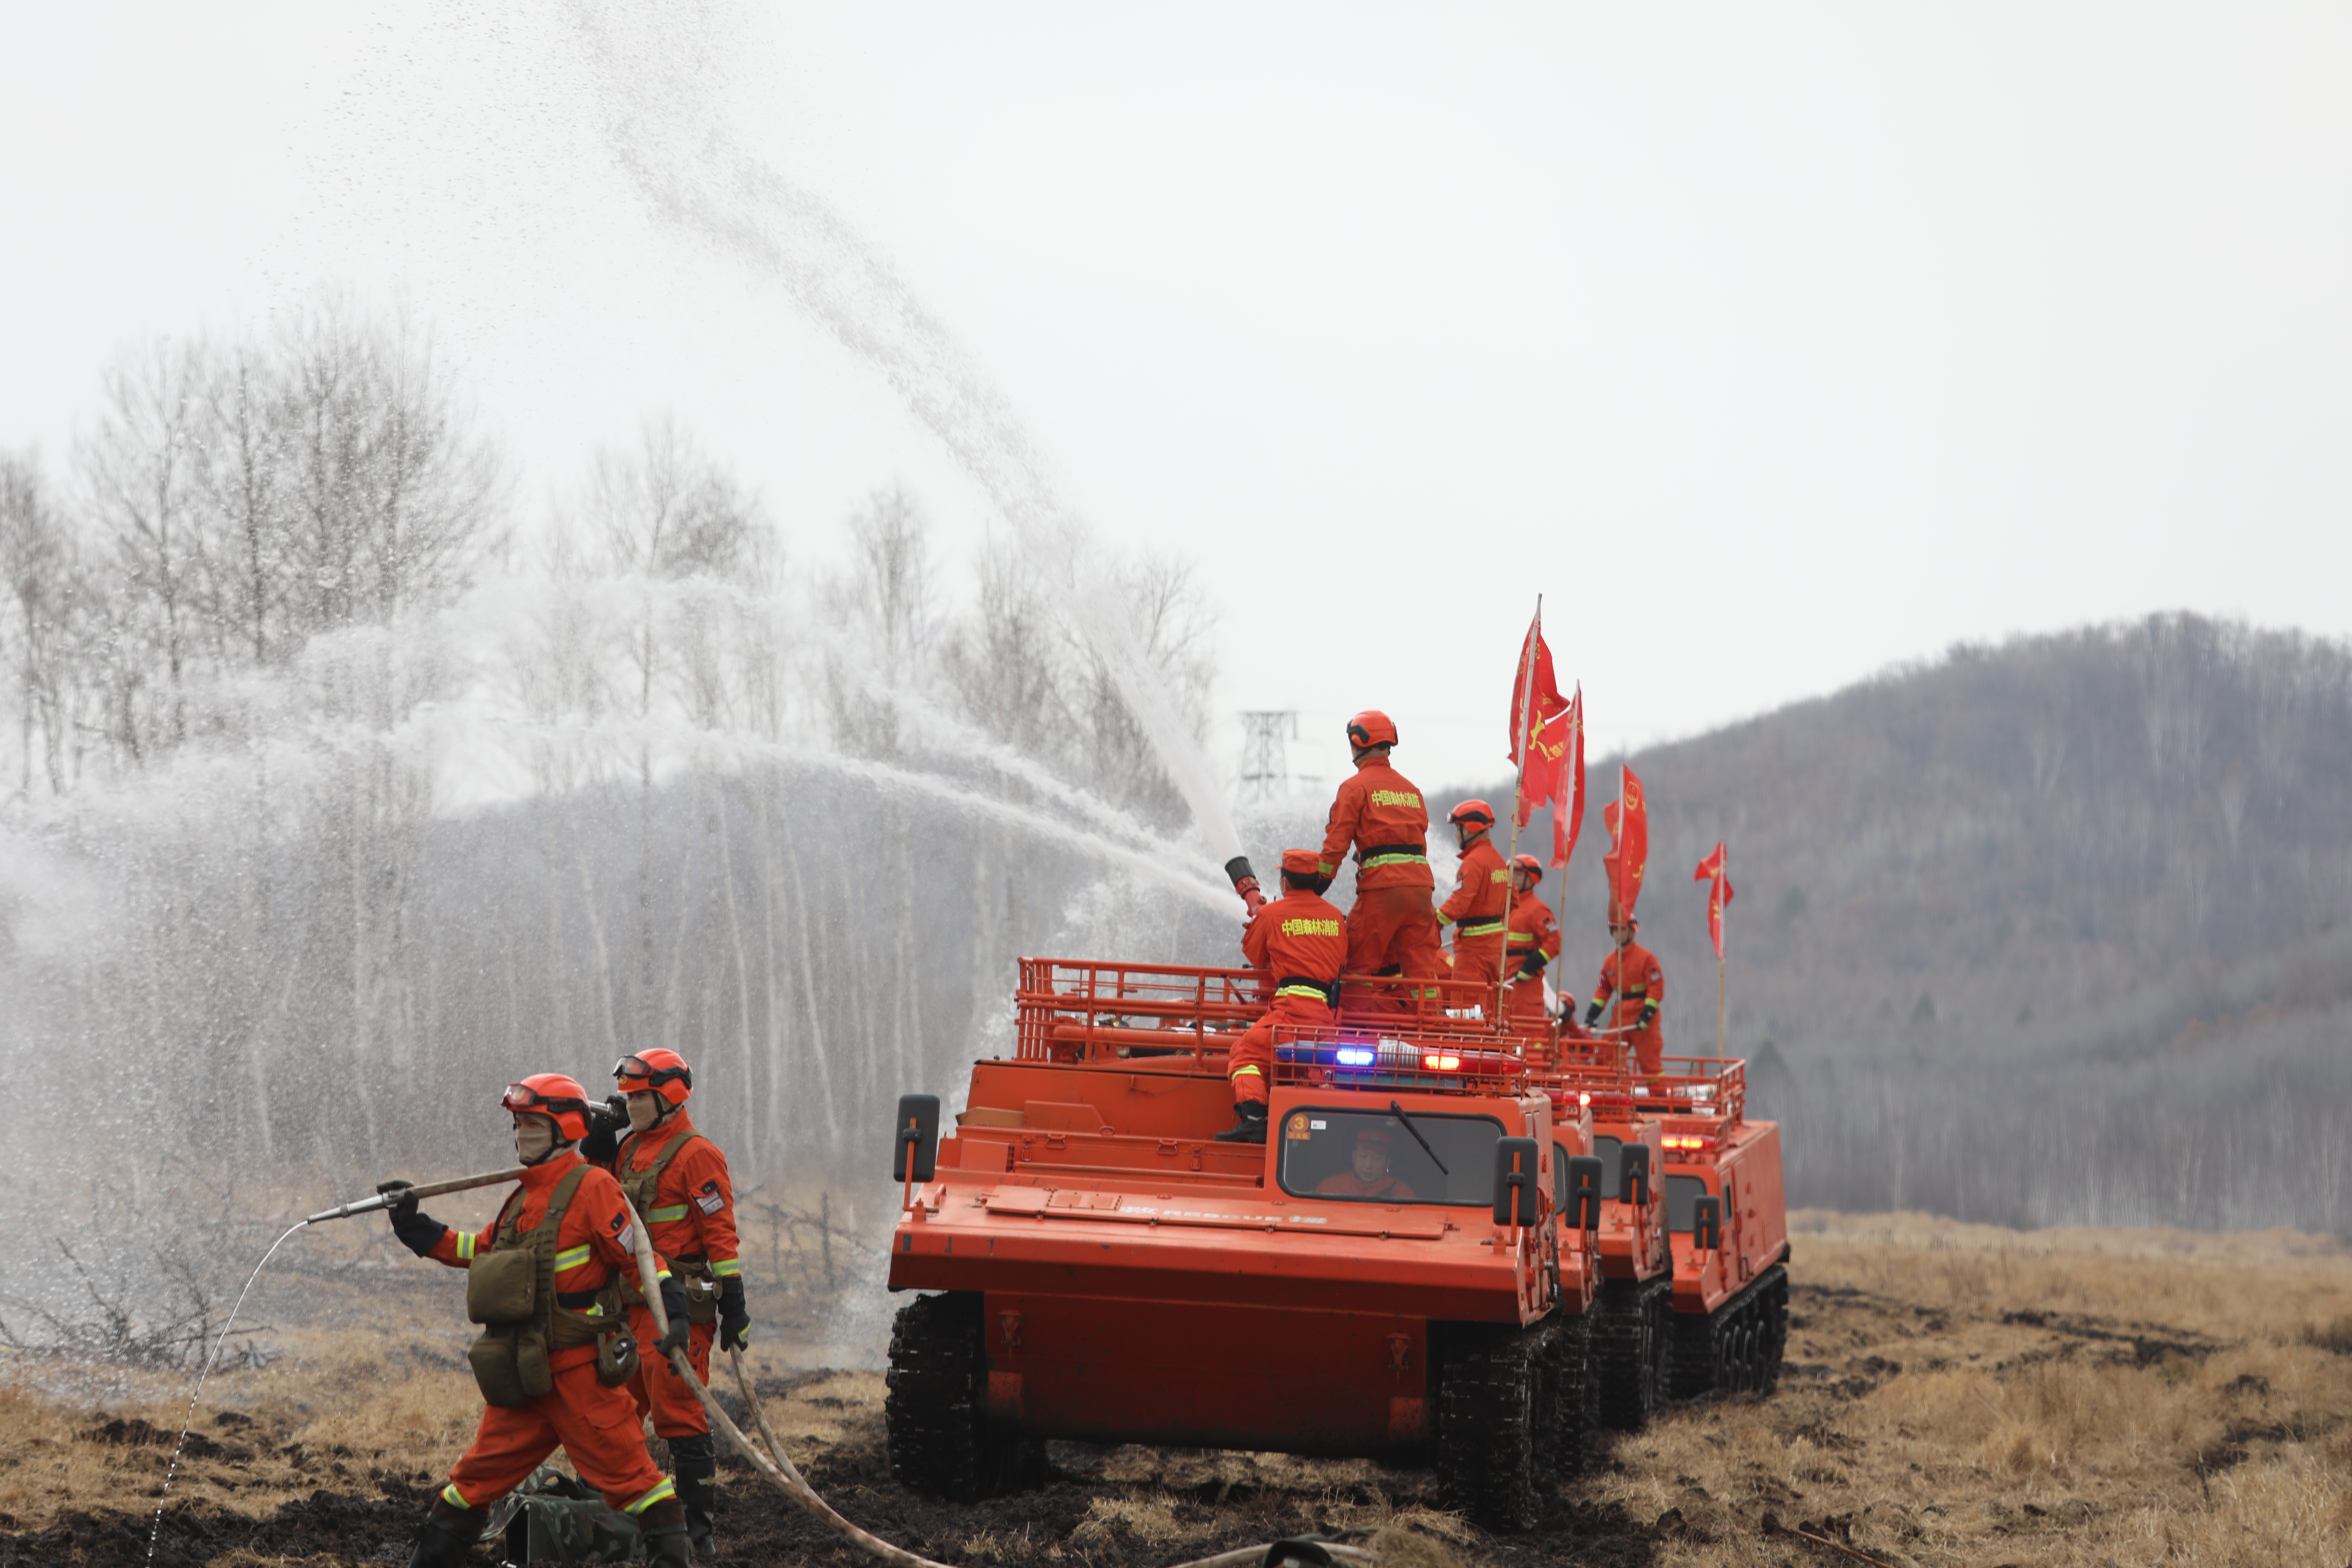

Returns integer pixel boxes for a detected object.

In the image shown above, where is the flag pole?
[1500,596,1543,1029]
[1716,845,1728,1061]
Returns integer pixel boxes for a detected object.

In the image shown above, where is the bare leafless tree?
[0,450,81,797]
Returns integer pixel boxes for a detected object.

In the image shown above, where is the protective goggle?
[502,1083,589,1116]
[612,1055,692,1092]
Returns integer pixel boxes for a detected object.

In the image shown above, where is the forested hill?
[1471,611,2352,1057]
[1446,612,2352,1225]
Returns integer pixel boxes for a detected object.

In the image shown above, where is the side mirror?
[1491,1137,1541,1228]
[1693,1194,1723,1251]
[1619,1142,1652,1209]
[1566,1156,1604,1230]
[893,1094,941,1182]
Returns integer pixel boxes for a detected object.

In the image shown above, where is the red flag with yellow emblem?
[1601,765,1648,919]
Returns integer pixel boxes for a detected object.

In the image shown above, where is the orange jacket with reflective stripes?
[1594,941,1665,1029]
[1506,888,1562,972]
[608,1111,742,1280]
[1438,836,1510,939]
[1242,887,1349,999]
[427,1152,658,1370]
[1319,756,1434,892]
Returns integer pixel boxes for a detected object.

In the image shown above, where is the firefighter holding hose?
[379,1074,694,1568]
[1587,906,1667,1076]
[584,1049,748,1560]
[1320,709,1444,1008]
[1217,848,1348,1143]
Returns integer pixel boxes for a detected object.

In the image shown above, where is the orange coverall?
[1505,888,1563,1025]
[1315,1170,1419,1200]
[608,1113,742,1438]
[427,1153,677,1517]
[1438,836,1511,986]
[1228,886,1348,1106]
[1320,757,1443,999]
[1594,940,1667,1075]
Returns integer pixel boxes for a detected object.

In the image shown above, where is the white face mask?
[625,1091,662,1134]
[513,1113,558,1164]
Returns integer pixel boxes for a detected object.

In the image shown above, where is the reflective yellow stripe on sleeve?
[646,1204,690,1223]
[453,1232,478,1261]
[553,1244,592,1273]
[711,1257,742,1278]
[623,1479,677,1514]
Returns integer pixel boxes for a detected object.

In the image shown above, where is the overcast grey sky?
[5,4,2348,797]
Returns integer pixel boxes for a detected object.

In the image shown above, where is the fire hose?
[614,1192,1380,1568]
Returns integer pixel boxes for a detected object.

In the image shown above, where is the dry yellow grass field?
[4,1210,2350,1566]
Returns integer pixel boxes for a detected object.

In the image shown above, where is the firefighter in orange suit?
[1217,848,1348,1144]
[1585,909,1667,1076]
[1437,799,1510,987]
[382,1074,693,1568]
[1319,710,1444,1006]
[1505,853,1564,1027]
[586,1049,746,1559]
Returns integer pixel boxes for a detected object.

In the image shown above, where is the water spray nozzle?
[1224,855,1266,916]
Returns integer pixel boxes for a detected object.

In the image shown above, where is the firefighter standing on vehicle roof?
[379,1074,694,1568]
[1437,800,1510,987]
[581,1049,746,1561]
[1504,853,1565,1028]
[1586,907,1667,1076]
[1320,710,1444,1007]
[1217,849,1347,1144]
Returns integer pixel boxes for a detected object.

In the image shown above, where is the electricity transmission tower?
[1238,711,1298,802]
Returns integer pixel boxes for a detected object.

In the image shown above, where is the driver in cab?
[1315,1124,1417,1201]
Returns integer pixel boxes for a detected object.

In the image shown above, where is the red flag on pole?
[1552,687,1584,869]
[1601,765,1648,918]
[1693,841,1734,959]
[1508,613,1570,821]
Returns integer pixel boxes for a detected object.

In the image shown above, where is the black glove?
[1309,873,1334,897]
[1583,1001,1604,1029]
[377,1181,448,1258]
[1639,1001,1659,1028]
[656,1278,692,1359]
[717,1275,749,1353]
[580,1097,624,1164]
[1513,955,1546,982]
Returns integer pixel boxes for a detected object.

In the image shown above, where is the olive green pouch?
[468,1328,530,1408]
[467,1248,539,1325]
[594,1326,639,1388]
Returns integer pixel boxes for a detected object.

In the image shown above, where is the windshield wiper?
[1388,1100,1449,1176]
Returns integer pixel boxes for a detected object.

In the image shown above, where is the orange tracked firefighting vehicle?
[1536,1041,1790,1411]
[885,960,1610,1529]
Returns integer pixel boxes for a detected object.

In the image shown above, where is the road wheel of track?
[1436,1325,1548,1532]
[1736,1320,1761,1394]
[884,1292,1047,1501]
[1668,1305,1717,1402]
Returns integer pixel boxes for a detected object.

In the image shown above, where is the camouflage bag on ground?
[478,1464,644,1562]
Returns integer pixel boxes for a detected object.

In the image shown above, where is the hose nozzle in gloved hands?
[375,1180,449,1258]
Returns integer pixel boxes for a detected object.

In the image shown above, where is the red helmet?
[1447,799,1495,829]
[1344,710,1398,750]
[503,1074,594,1142]
[1511,853,1544,877]
[615,1048,693,1108]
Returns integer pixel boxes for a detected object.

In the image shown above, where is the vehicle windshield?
[1593,1135,1623,1200]
[1278,1107,1506,1206]
[1665,1174,1708,1232]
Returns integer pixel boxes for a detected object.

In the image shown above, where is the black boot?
[405,1497,477,1568]
[1214,1100,1268,1143]
[671,1432,719,1559]
[640,1495,693,1565]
